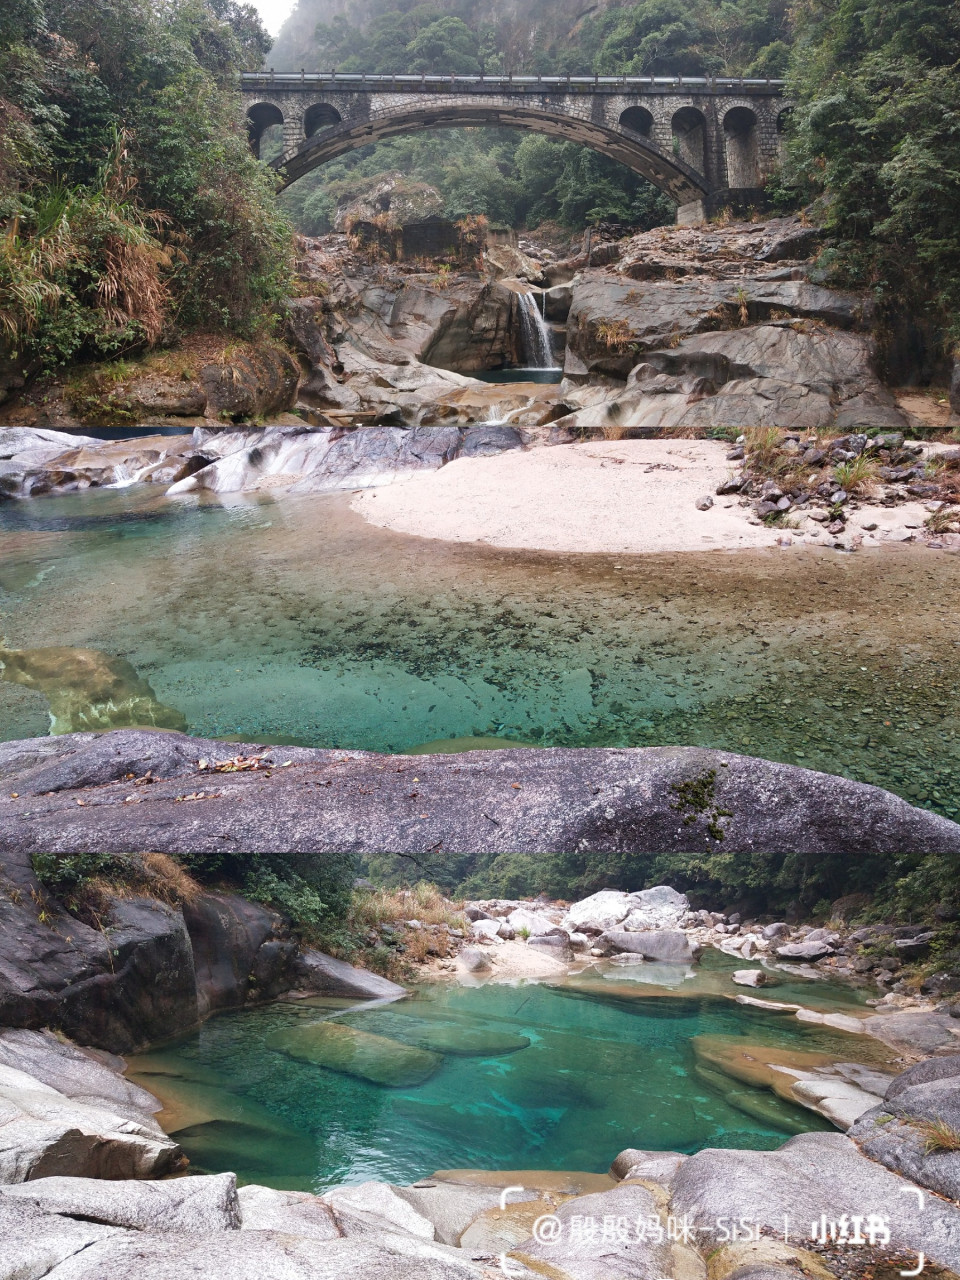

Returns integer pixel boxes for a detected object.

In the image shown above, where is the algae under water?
[0,485,958,817]
[126,966,881,1191]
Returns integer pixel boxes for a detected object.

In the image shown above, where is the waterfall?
[517,290,558,370]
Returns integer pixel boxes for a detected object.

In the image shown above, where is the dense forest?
[0,0,292,372]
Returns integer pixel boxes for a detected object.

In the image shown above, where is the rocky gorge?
[3,875,960,1278]
[2,208,960,1279]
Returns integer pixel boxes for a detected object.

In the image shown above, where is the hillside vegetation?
[0,0,292,375]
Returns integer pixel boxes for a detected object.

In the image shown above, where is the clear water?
[1,485,958,816]
[126,964,883,1191]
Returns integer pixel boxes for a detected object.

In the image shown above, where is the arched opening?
[723,106,760,188]
[304,102,342,139]
[246,102,284,160]
[671,107,706,176]
[619,106,653,138]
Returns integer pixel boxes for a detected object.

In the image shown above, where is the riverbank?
[353,436,956,554]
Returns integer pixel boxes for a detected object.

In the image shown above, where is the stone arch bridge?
[241,72,788,224]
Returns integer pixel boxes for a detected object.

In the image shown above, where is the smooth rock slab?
[405,1026,531,1058]
[322,1182,436,1240]
[511,1183,672,1280]
[0,1171,240,1231]
[672,1131,960,1271]
[295,951,408,1002]
[3,731,960,860]
[237,1184,340,1240]
[33,1228,487,1279]
[270,1022,442,1087]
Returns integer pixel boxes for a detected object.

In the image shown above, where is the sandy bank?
[352,439,936,554]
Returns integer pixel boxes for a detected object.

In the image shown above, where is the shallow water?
[0,485,958,816]
[127,964,886,1191]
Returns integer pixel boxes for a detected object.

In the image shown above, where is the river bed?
[1,485,958,818]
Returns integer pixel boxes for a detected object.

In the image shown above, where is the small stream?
[126,958,884,1191]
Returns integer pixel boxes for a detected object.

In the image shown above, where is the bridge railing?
[241,71,786,95]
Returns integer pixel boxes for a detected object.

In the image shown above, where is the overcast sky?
[252,0,297,38]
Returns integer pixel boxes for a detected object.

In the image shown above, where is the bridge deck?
[241,71,785,97]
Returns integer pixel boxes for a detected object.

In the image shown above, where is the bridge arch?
[619,105,653,137]
[267,97,709,207]
[671,107,707,176]
[723,106,760,187]
[304,102,342,138]
[246,101,284,159]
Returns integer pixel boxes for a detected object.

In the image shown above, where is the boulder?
[610,1147,687,1184]
[294,951,407,1002]
[512,1183,672,1279]
[562,890,635,933]
[775,941,835,962]
[0,1171,239,1231]
[620,886,690,931]
[393,1182,532,1247]
[0,1063,182,1182]
[597,929,700,964]
[3,732,960,865]
[456,948,492,975]
[269,1023,442,1088]
[885,1052,960,1102]
[526,934,574,961]
[469,918,503,942]
[732,970,769,988]
[506,908,560,937]
[322,1181,436,1240]
[237,1184,340,1240]
[0,1029,159,1124]
[672,1131,960,1272]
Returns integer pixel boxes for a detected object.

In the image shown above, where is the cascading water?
[517,290,559,370]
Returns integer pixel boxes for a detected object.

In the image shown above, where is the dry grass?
[596,318,637,352]
[917,1118,960,1154]
[90,852,202,908]
[744,425,790,475]
[926,502,960,534]
[352,882,466,931]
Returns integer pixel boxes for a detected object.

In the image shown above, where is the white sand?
[353,439,940,555]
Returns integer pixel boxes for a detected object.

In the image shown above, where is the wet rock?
[0,642,187,735]
[407,1027,530,1057]
[294,951,407,1002]
[0,1171,240,1231]
[270,1022,442,1088]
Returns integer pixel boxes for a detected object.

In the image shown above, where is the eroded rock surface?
[2,729,957,863]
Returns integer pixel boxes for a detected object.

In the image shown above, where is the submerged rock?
[270,1022,442,1087]
[404,1026,530,1057]
[0,643,187,735]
